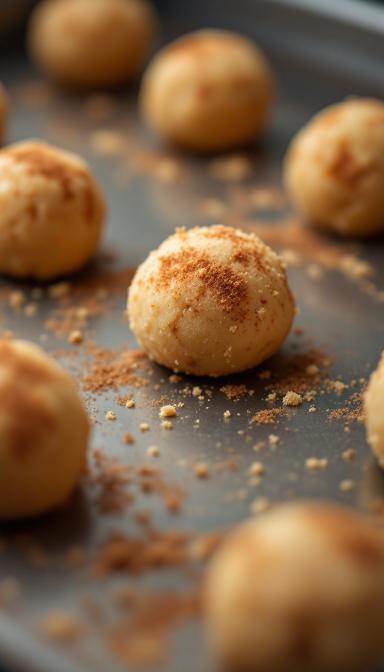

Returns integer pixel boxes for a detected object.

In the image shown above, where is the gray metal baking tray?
[0,0,384,670]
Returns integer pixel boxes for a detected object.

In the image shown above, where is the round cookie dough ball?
[128,225,294,376]
[28,0,158,88]
[140,29,275,151]
[365,352,384,466]
[0,139,105,279]
[204,502,384,672]
[284,98,384,237]
[0,339,89,519]
[0,83,8,145]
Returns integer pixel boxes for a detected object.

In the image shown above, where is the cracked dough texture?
[28,0,158,87]
[140,29,275,151]
[0,340,89,519]
[365,352,384,466]
[0,140,105,279]
[284,98,384,237]
[127,225,294,377]
[204,502,384,672]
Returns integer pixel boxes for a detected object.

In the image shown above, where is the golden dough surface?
[365,352,384,466]
[284,98,384,237]
[140,29,275,151]
[128,225,294,377]
[0,139,105,279]
[0,340,89,519]
[28,0,158,87]
[204,502,384,672]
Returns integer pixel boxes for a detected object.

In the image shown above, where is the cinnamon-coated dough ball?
[0,340,89,519]
[204,502,384,672]
[365,352,384,466]
[284,98,384,237]
[0,83,8,144]
[128,225,294,376]
[140,29,275,151]
[0,140,105,279]
[28,0,158,88]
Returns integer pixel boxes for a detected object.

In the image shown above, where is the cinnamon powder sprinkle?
[82,346,149,393]
[250,408,284,425]
[93,529,191,577]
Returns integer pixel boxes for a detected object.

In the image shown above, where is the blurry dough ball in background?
[0,83,8,144]
[128,225,294,377]
[0,139,105,280]
[365,352,384,466]
[0,340,89,520]
[28,0,158,88]
[140,29,275,151]
[284,98,384,237]
[204,502,384,672]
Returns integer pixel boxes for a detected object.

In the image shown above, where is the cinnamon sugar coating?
[205,502,384,672]
[140,29,274,151]
[128,225,294,376]
[0,140,104,279]
[284,98,384,237]
[365,352,384,466]
[0,339,89,519]
[28,0,158,88]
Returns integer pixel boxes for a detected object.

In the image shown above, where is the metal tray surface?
[0,1,384,671]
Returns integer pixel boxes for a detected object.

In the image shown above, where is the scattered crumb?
[250,497,270,514]
[140,423,150,432]
[122,432,135,445]
[282,391,303,407]
[340,479,355,492]
[161,420,173,430]
[268,434,280,446]
[159,405,177,418]
[194,463,209,479]
[306,364,319,376]
[248,462,264,477]
[253,441,266,452]
[68,329,83,345]
[106,411,117,421]
[37,611,84,642]
[126,399,135,409]
[305,457,328,471]
[48,282,71,299]
[342,448,356,462]
[8,290,26,309]
[251,408,284,424]
[223,410,231,419]
[147,446,160,458]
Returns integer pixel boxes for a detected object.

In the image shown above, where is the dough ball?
[365,352,384,466]
[0,83,8,145]
[28,0,158,88]
[0,339,89,519]
[140,29,275,151]
[204,502,384,672]
[284,98,384,237]
[0,139,105,279]
[128,225,294,376]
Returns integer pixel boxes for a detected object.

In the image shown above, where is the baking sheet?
[0,0,384,670]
